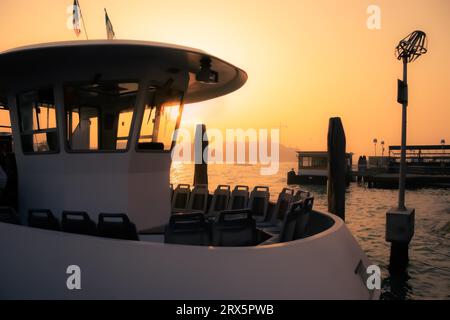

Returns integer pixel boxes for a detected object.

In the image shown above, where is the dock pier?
[351,171,450,189]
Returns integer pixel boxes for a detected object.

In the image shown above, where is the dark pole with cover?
[327,117,346,221]
[193,124,209,186]
[387,30,428,273]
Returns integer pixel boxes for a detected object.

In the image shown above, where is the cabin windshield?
[137,85,183,151]
[17,88,58,153]
[0,95,11,134]
[64,81,139,152]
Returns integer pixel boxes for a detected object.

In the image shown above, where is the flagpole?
[76,0,89,40]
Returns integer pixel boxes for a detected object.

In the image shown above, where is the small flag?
[73,0,81,37]
[105,8,116,40]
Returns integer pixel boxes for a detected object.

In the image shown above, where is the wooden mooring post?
[193,124,208,186]
[327,117,346,221]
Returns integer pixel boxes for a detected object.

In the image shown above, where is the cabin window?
[302,157,312,167]
[313,157,328,168]
[137,86,183,151]
[300,156,327,168]
[64,81,139,151]
[17,88,58,153]
[0,95,11,134]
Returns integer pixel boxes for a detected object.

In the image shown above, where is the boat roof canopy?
[296,151,353,157]
[0,40,247,104]
[389,145,450,151]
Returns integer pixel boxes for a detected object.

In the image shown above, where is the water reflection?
[382,270,413,300]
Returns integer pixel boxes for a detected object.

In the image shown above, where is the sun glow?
[0,0,449,157]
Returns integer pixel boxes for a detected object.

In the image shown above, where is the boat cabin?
[290,151,352,185]
[0,40,247,230]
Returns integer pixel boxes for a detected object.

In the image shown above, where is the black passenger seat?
[228,185,249,210]
[61,211,97,236]
[165,213,210,246]
[279,197,314,243]
[212,209,257,247]
[97,213,139,240]
[248,186,270,221]
[0,206,20,225]
[28,209,60,231]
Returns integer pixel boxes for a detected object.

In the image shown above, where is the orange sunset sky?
[0,0,449,158]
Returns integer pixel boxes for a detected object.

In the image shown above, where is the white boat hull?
[0,212,379,300]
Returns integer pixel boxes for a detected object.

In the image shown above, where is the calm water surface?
[171,161,450,300]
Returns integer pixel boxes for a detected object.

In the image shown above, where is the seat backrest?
[293,189,311,202]
[0,206,20,225]
[294,197,314,239]
[270,188,294,225]
[279,196,315,242]
[228,185,249,210]
[28,209,60,231]
[187,184,209,213]
[171,184,191,212]
[97,213,139,240]
[248,186,270,221]
[279,200,304,242]
[61,211,97,236]
[164,213,210,246]
[208,185,231,215]
[212,209,257,247]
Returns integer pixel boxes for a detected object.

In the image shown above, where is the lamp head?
[395,30,428,63]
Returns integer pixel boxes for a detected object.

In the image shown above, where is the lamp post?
[395,30,428,210]
[386,30,428,273]
[381,140,385,157]
[373,138,378,156]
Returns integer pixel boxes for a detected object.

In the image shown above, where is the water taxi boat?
[288,151,353,186]
[0,41,378,299]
